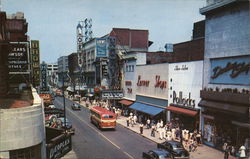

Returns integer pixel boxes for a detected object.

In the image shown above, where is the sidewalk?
[69,98,237,159]
[61,150,78,159]
[116,115,237,159]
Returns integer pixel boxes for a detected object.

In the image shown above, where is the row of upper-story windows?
[126,65,134,72]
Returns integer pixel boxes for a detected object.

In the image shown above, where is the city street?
[54,97,157,159]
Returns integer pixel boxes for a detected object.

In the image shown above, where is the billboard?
[96,38,107,57]
[102,90,123,99]
[8,42,29,73]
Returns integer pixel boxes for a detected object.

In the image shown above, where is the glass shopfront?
[202,111,249,152]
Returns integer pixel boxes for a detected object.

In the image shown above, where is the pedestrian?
[140,123,144,134]
[157,121,160,132]
[159,127,163,140]
[147,118,151,129]
[133,115,137,125]
[239,144,246,158]
[151,125,155,137]
[126,118,130,127]
[196,130,202,145]
[224,145,229,159]
[171,127,176,140]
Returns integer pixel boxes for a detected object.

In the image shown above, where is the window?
[103,114,113,119]
[10,144,41,159]
[131,65,134,72]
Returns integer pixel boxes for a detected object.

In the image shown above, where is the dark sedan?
[157,141,189,159]
[143,149,172,159]
[71,103,81,110]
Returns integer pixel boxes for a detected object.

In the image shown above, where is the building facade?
[167,61,203,131]
[0,88,46,159]
[0,12,9,96]
[129,63,169,122]
[57,56,69,87]
[47,63,58,87]
[199,0,250,151]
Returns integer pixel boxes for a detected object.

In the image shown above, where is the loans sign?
[8,42,29,73]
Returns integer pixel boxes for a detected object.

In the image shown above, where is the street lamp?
[62,72,66,132]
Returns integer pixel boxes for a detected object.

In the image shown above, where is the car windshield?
[159,155,169,159]
[173,143,183,149]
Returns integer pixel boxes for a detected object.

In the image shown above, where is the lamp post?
[62,72,66,131]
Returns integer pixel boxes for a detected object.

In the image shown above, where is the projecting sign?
[96,38,107,57]
[8,42,29,73]
[102,90,123,99]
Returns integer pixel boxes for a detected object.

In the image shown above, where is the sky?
[3,0,206,63]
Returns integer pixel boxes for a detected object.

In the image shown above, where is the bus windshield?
[102,114,114,119]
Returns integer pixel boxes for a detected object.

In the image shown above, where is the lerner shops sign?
[172,91,195,108]
[137,75,167,89]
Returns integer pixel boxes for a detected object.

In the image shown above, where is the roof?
[90,106,115,116]
[110,28,149,49]
[152,150,170,155]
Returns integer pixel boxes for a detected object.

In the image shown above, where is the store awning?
[118,99,134,106]
[166,106,198,116]
[198,100,248,114]
[129,102,164,116]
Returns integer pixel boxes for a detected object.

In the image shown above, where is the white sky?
[3,0,206,63]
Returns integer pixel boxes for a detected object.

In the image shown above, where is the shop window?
[10,144,41,159]
[170,78,172,82]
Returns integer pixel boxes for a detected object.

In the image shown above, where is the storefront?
[199,56,250,151]
[167,61,203,131]
[129,63,169,123]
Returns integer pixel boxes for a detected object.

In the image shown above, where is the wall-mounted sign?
[137,75,150,87]
[172,91,195,108]
[102,90,123,99]
[8,43,29,73]
[210,56,250,85]
[96,38,107,57]
[154,75,167,89]
[47,135,72,159]
[174,65,188,71]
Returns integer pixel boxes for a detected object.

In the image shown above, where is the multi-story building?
[198,0,250,152]
[47,63,58,86]
[68,52,81,93]
[0,12,9,96]
[57,56,69,87]
[30,40,40,87]
[5,12,30,92]
[0,11,46,159]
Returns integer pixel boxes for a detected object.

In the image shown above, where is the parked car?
[58,117,75,135]
[71,103,81,110]
[142,149,172,159]
[157,141,189,159]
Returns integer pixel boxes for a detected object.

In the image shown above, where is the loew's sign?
[102,90,123,99]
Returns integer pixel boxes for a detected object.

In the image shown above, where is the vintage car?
[157,141,190,159]
[71,103,81,110]
[142,149,172,159]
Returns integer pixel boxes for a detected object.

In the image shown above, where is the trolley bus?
[90,106,116,129]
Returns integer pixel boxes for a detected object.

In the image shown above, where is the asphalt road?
[53,96,157,159]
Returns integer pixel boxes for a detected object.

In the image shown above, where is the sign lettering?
[154,75,167,89]
[172,91,195,108]
[211,62,250,79]
[137,75,150,87]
